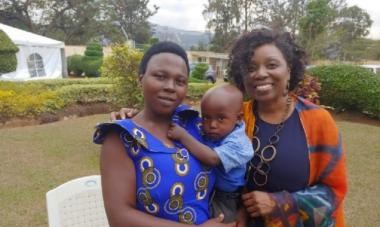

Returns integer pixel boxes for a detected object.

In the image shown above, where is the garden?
[1,43,380,226]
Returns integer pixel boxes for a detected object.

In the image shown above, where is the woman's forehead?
[147,53,188,72]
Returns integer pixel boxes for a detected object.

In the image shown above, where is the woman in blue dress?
[93,42,235,227]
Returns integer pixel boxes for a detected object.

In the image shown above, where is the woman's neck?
[256,96,293,124]
[133,108,174,146]
[135,108,172,127]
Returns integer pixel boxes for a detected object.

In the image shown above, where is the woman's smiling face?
[140,52,188,115]
[243,44,290,103]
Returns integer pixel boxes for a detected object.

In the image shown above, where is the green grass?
[0,115,379,226]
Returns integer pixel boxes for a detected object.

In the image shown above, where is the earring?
[283,80,290,96]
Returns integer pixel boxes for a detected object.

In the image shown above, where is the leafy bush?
[67,55,83,76]
[308,64,380,118]
[0,79,114,120]
[0,78,113,91]
[101,44,143,108]
[55,84,114,106]
[0,30,19,73]
[191,63,209,80]
[82,57,103,77]
[189,76,206,83]
[0,89,64,120]
[187,83,214,100]
[82,42,103,77]
[84,42,103,57]
[294,75,321,104]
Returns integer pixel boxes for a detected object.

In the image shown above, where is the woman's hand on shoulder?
[200,214,236,227]
[241,191,276,218]
[110,108,139,121]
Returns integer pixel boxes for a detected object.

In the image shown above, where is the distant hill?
[151,24,211,50]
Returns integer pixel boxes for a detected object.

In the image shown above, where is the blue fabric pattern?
[93,105,215,225]
[207,121,254,192]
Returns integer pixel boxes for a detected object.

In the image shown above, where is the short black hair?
[139,41,190,75]
[228,28,307,93]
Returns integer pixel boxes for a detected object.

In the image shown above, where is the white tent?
[0,23,67,81]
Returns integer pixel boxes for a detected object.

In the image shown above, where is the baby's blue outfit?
[206,121,254,192]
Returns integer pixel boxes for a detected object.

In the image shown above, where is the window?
[27,53,46,77]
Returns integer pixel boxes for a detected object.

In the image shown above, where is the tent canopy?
[0,23,64,48]
[0,23,65,81]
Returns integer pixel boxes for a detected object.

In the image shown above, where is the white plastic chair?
[46,175,109,227]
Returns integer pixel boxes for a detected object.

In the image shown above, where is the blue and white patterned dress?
[93,105,215,225]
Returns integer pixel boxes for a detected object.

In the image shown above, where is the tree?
[0,0,159,45]
[0,0,47,32]
[0,0,105,44]
[102,0,158,44]
[333,6,372,45]
[257,0,308,34]
[203,0,251,52]
[298,0,335,58]
[40,0,104,44]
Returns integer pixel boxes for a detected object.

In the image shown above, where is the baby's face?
[201,102,240,141]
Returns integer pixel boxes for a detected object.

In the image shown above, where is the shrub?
[67,55,83,76]
[188,76,206,83]
[101,44,143,108]
[82,42,103,77]
[187,83,214,100]
[0,78,113,91]
[308,64,380,118]
[55,84,114,106]
[294,75,321,104]
[0,89,64,120]
[82,57,103,77]
[0,30,19,73]
[84,43,103,57]
[0,79,115,120]
[191,63,208,80]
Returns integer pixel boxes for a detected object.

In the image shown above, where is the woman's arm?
[100,133,235,227]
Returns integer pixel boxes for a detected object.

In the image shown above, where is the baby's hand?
[168,123,187,141]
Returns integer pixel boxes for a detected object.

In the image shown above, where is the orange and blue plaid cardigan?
[242,96,347,227]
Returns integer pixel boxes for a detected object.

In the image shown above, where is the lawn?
[0,114,379,226]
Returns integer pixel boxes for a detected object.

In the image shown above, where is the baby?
[168,84,254,223]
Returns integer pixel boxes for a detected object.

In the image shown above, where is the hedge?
[0,89,64,119]
[308,64,380,118]
[0,79,114,120]
[67,55,83,76]
[0,79,214,120]
[55,84,114,106]
[0,77,113,90]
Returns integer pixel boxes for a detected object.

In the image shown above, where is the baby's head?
[201,84,243,141]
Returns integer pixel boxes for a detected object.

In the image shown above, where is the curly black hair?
[228,28,307,94]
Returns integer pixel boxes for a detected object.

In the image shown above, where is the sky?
[148,0,380,39]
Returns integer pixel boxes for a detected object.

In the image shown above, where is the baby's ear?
[237,111,243,121]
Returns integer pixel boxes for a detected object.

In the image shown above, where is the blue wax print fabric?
[93,105,215,225]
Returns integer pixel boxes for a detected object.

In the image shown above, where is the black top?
[246,110,310,226]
